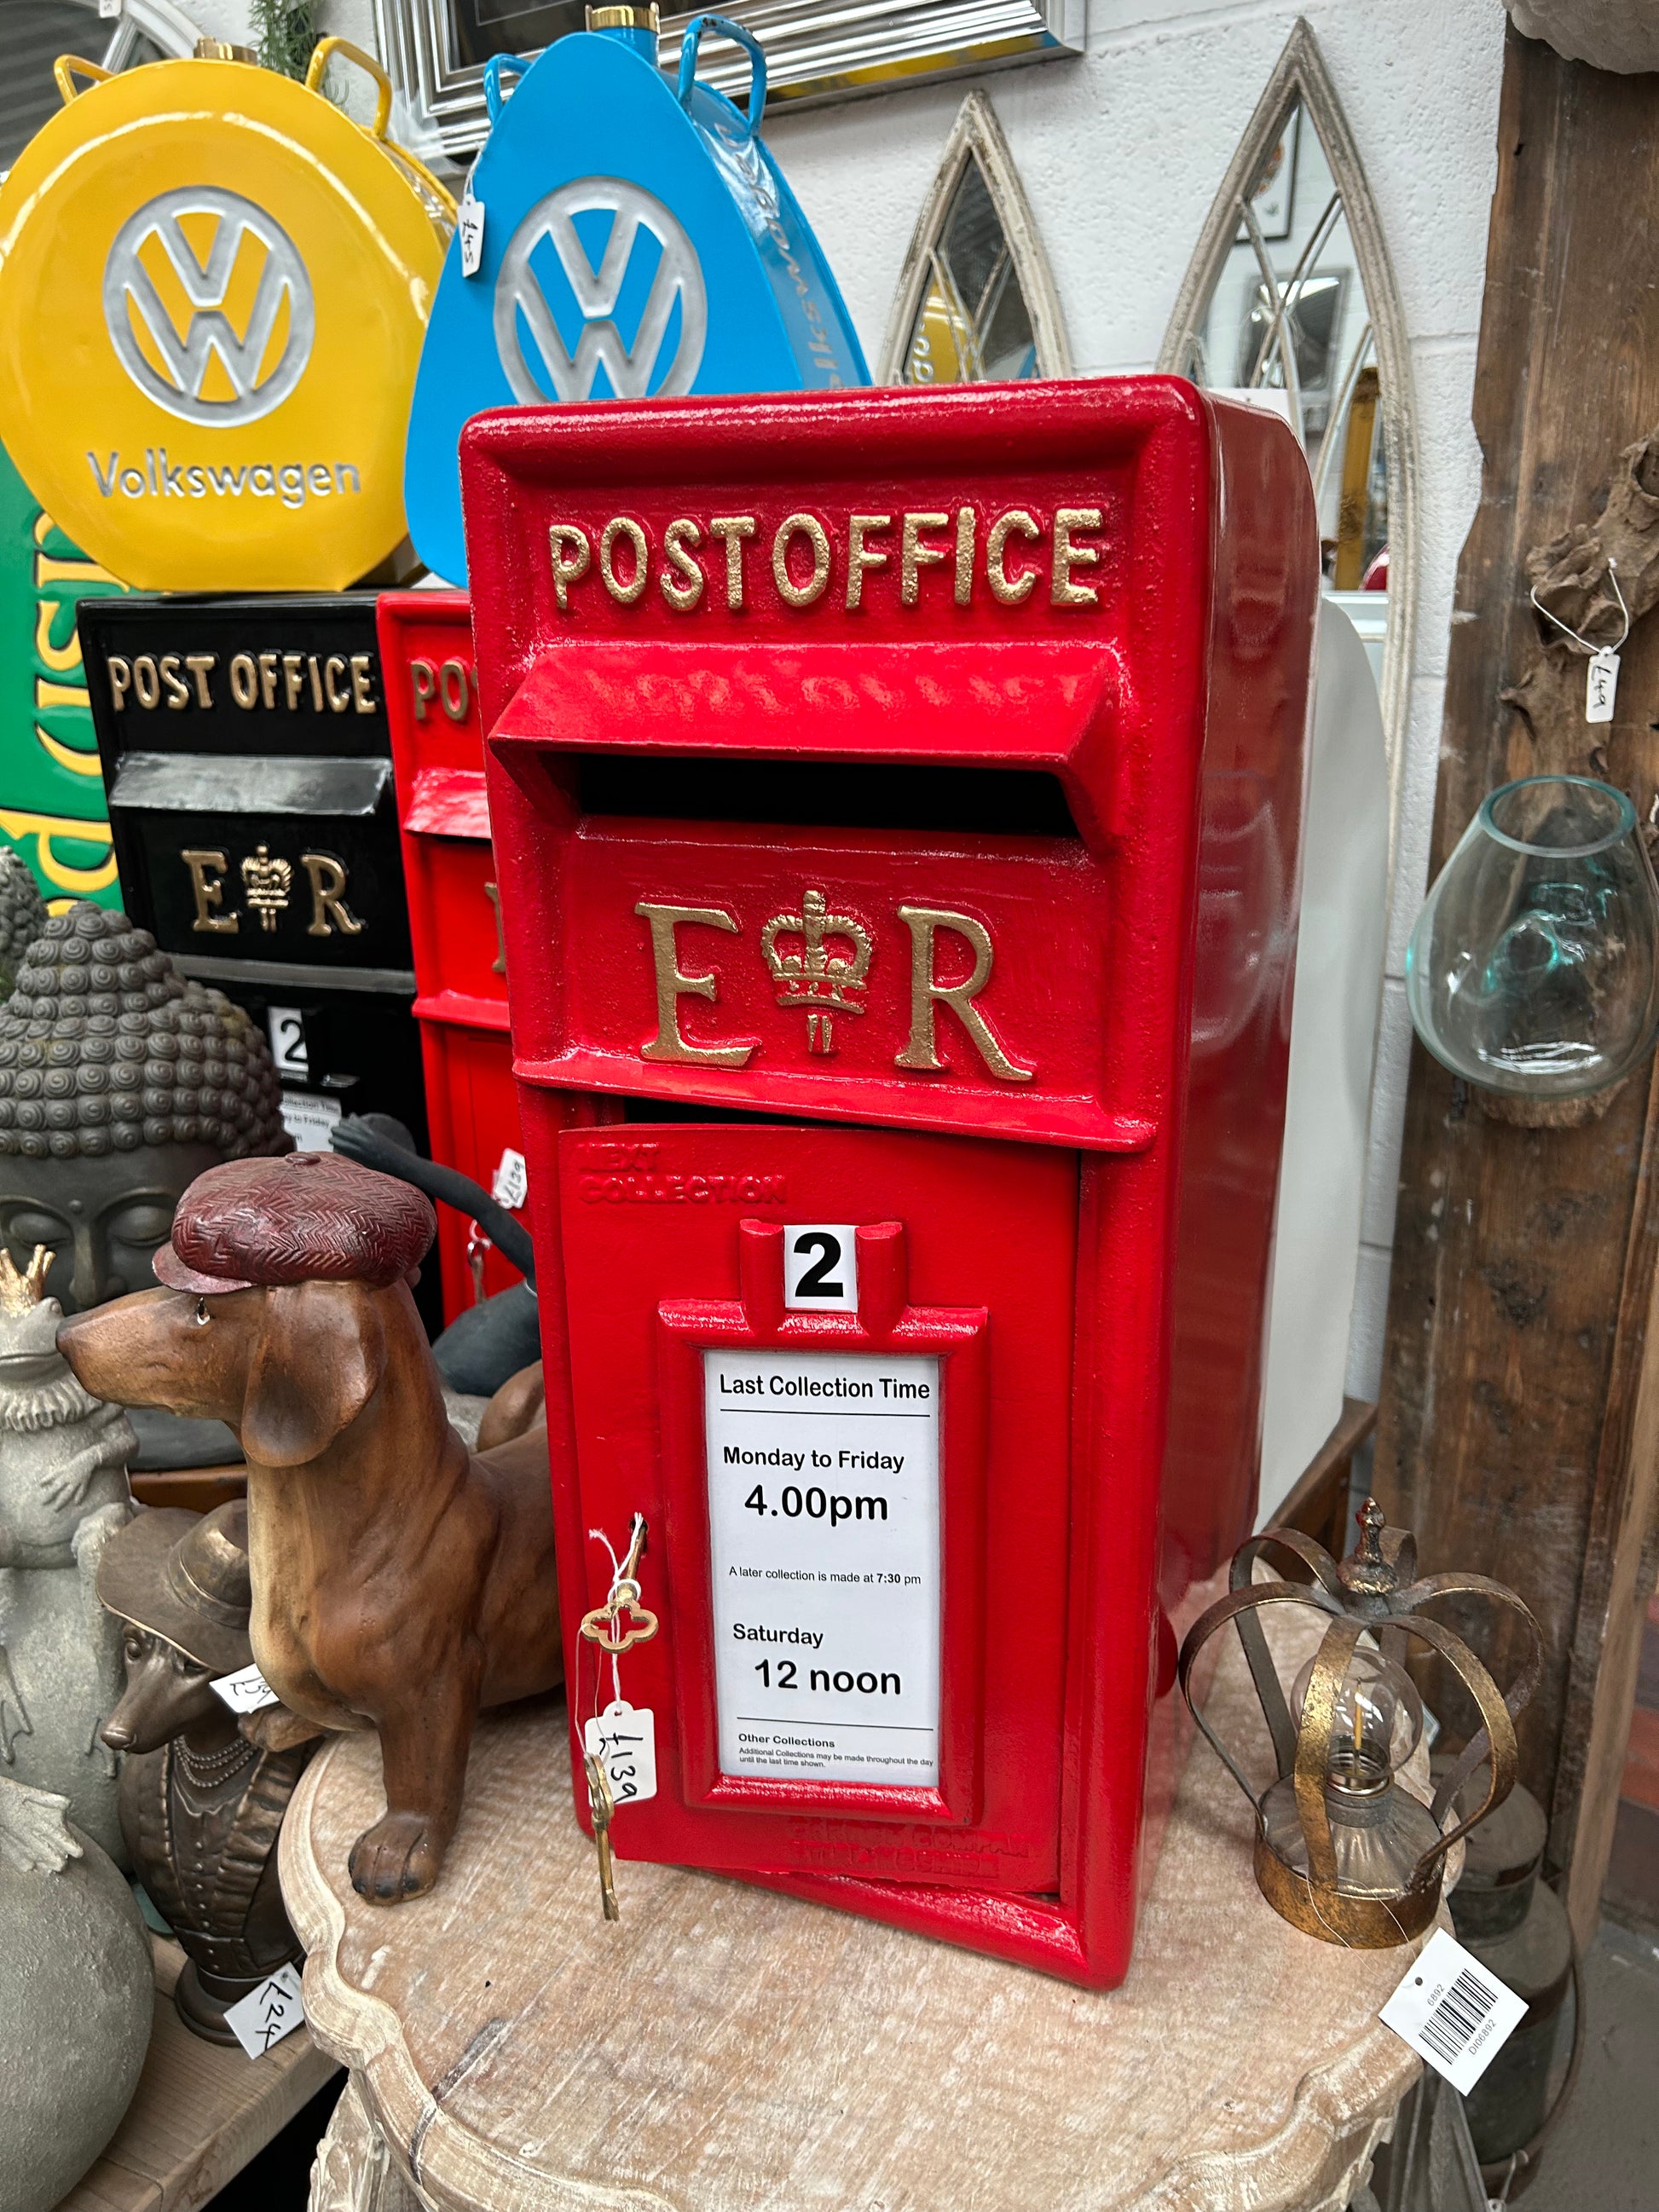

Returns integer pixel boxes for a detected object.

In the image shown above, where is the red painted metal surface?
[378,590,525,1319]
[460,378,1316,1986]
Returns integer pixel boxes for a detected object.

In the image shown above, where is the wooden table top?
[280,1620,1428,2212]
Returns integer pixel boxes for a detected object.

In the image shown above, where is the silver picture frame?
[375,0,1085,169]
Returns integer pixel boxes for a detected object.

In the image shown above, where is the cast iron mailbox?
[78,593,430,1170]
[379,589,526,1321]
[462,378,1317,1986]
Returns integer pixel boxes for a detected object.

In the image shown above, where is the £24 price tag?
[211,1662,280,1715]
[1379,1928,1527,2095]
[583,1701,657,1805]
[224,1962,305,2059]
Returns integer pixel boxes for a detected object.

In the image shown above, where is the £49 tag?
[459,182,486,278]
[211,1662,280,1715]
[582,1700,657,1805]
[1379,1928,1527,2095]
[1587,647,1621,724]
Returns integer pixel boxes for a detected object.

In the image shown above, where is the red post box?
[461,379,1316,1987]
[378,589,526,1321]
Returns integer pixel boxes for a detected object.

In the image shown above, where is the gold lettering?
[954,506,975,605]
[1052,508,1103,606]
[634,901,754,1067]
[410,660,436,719]
[772,514,831,609]
[324,655,350,712]
[282,652,305,709]
[548,524,591,611]
[893,905,1032,1083]
[900,512,951,606]
[182,849,238,934]
[257,651,280,709]
[132,656,160,710]
[439,660,471,721]
[33,604,79,674]
[350,655,376,714]
[107,656,131,710]
[662,517,705,611]
[159,654,189,709]
[184,653,216,707]
[303,852,364,937]
[34,679,85,709]
[846,514,891,609]
[599,517,650,605]
[708,516,755,609]
[308,654,325,712]
[986,510,1041,605]
[228,653,257,708]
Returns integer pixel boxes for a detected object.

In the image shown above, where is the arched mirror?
[1159,20,1417,854]
[879,90,1070,386]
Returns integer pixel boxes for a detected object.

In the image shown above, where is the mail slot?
[78,595,434,1288]
[462,378,1317,1986]
[379,588,526,1321]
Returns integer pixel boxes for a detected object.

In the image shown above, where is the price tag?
[492,1146,529,1210]
[224,1962,305,2059]
[704,1349,940,1786]
[583,1700,657,1805]
[1587,647,1621,723]
[459,182,486,277]
[98,0,122,17]
[783,1225,858,1312]
[1379,1928,1527,2094]
[211,1662,280,1715]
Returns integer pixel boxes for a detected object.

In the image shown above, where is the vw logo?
[493,178,707,405]
[102,187,315,428]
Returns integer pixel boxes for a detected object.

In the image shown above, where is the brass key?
[584,1750,620,1921]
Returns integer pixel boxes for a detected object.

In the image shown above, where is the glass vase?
[1405,776,1659,1100]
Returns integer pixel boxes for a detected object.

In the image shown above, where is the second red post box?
[462,378,1316,1987]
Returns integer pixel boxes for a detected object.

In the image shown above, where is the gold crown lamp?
[1178,1500,1542,1946]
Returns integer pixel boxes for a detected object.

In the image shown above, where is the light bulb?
[1292,1644,1423,1795]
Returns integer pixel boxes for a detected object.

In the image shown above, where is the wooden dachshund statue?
[98,1501,319,2039]
[59,1152,562,1903]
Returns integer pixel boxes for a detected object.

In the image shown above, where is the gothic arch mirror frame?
[1158,19,1419,868]
[877,88,1072,385]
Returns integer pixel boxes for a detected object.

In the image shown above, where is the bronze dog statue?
[59,1152,562,1903]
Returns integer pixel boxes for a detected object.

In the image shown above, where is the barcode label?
[1379,1929,1527,2095]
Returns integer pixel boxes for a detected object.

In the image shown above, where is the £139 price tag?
[582,1701,657,1805]
[492,1146,529,1210]
[1379,1928,1527,2095]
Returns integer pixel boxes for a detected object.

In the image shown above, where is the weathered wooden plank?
[55,1938,338,2212]
[1375,26,1659,1895]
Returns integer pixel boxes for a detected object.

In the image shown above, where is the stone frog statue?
[0,1245,134,1863]
[98,1501,322,2042]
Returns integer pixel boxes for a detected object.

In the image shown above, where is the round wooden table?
[284,1622,1431,2212]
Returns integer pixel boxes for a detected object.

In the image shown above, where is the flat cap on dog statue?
[59,1152,562,1903]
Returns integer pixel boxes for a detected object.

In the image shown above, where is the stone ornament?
[1506,3,1659,72]
[0,1773,152,2212]
[0,1243,134,1863]
[60,1149,561,1906]
[99,1500,321,2042]
[0,900,290,1312]
[0,852,46,1000]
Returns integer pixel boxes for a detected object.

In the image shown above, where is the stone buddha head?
[0,850,47,999]
[0,903,290,1311]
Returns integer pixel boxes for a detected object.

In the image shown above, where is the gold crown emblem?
[760,887,873,1055]
[240,845,292,933]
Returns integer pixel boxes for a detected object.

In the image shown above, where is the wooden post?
[1374,26,1659,1944]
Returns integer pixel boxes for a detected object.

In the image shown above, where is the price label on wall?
[704,1349,941,1786]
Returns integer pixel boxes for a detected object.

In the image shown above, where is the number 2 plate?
[783,1223,858,1312]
